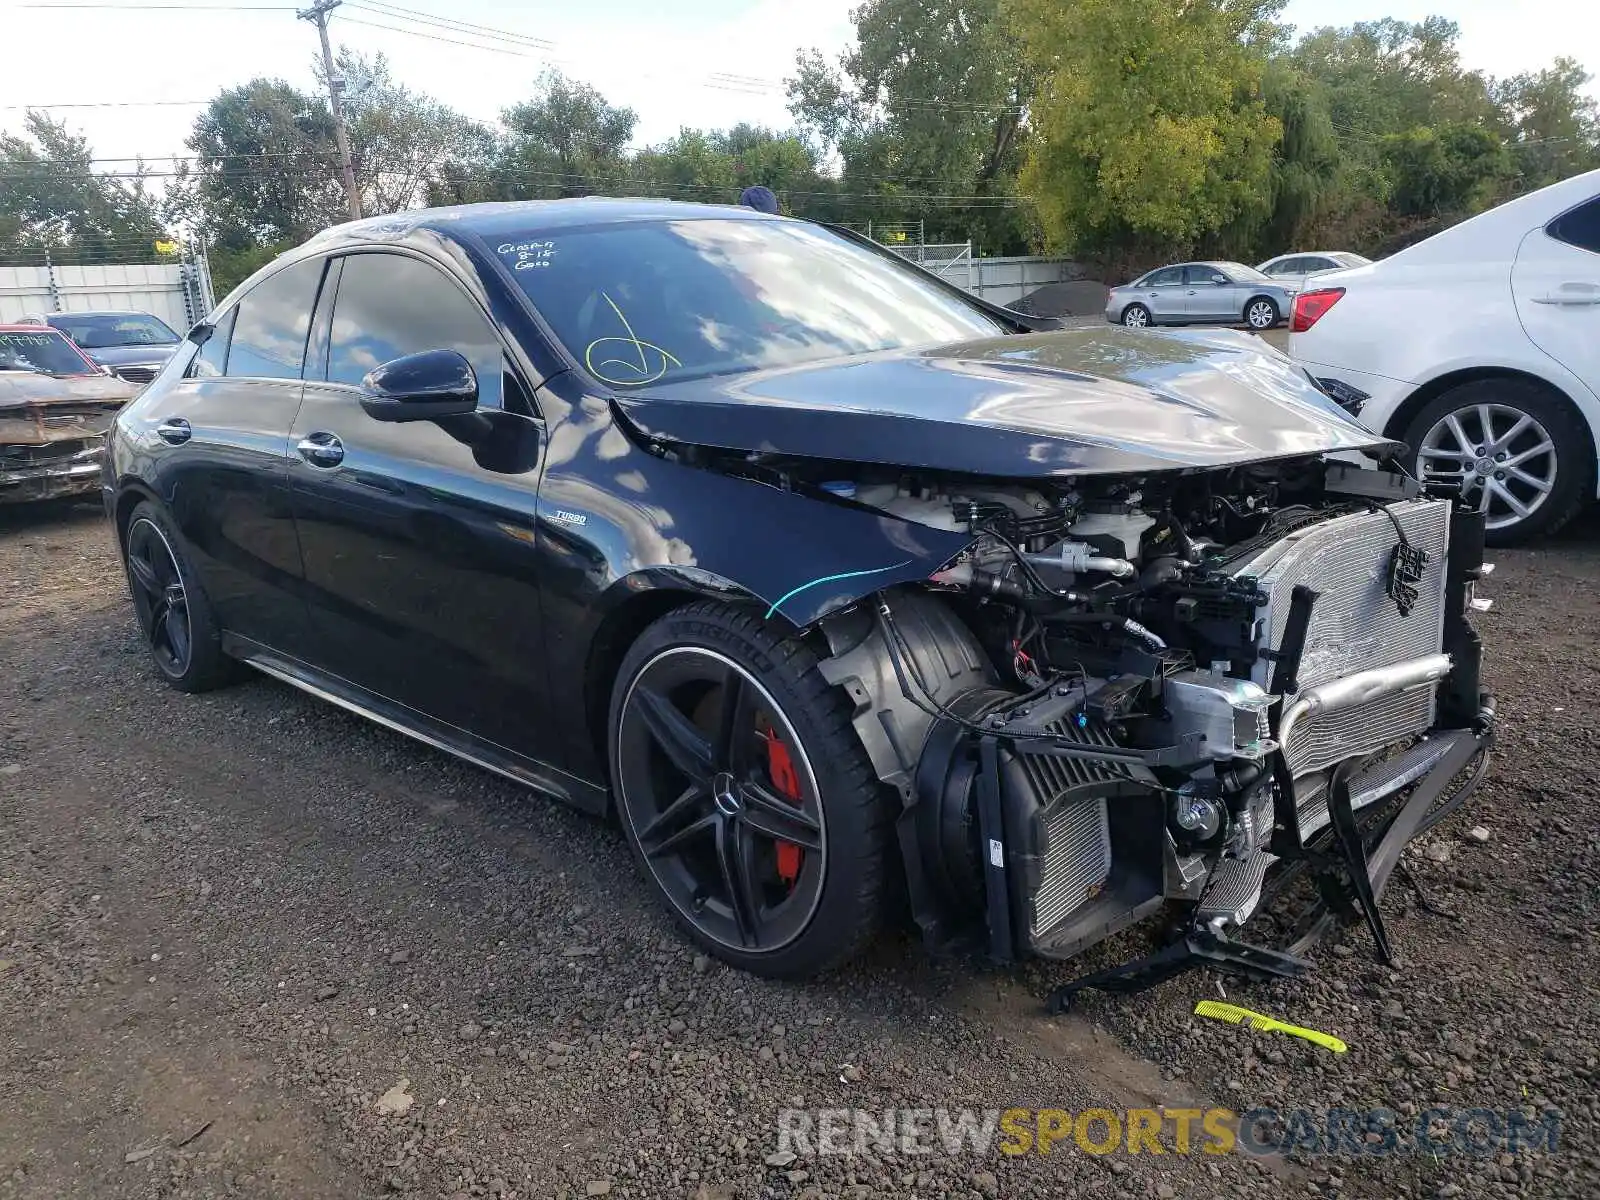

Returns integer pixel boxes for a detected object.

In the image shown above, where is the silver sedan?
[1105,261,1297,331]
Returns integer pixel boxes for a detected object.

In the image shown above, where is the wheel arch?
[581,574,761,801]
[112,480,162,548]
[1382,366,1594,464]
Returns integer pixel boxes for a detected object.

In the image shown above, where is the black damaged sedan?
[105,199,1493,997]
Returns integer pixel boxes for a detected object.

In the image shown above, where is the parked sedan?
[102,200,1492,991]
[21,309,181,386]
[1257,251,1372,292]
[1104,261,1293,330]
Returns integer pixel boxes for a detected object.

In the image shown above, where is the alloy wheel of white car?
[1417,402,1558,531]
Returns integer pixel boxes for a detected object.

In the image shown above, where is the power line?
[16,2,295,8]
[336,14,540,58]
[346,0,553,50]
[0,100,211,110]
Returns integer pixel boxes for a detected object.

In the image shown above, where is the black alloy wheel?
[121,501,239,692]
[126,514,193,678]
[609,603,894,977]
[617,646,826,953]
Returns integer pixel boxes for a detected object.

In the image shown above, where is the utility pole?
[298,0,362,221]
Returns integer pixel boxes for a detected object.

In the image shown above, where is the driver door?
[287,249,562,767]
[1185,265,1237,321]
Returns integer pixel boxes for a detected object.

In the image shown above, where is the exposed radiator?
[1235,499,1451,777]
[1010,717,1124,937]
[1031,797,1112,936]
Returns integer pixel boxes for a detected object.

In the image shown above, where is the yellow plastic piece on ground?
[1193,1000,1348,1053]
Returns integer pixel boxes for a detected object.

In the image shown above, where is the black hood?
[613,326,1394,477]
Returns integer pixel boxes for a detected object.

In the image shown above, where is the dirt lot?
[1,499,1596,1200]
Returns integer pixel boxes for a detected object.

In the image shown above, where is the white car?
[1290,168,1600,544]
[1257,250,1372,292]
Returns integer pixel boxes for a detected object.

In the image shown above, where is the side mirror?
[360,349,478,422]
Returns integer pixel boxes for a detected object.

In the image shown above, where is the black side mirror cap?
[360,349,479,422]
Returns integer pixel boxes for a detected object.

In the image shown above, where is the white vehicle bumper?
[1294,356,1414,438]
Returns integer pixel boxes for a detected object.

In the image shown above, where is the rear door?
[137,256,327,654]
[288,249,562,767]
[1511,194,1600,392]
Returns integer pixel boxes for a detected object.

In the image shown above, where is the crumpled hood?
[0,371,138,410]
[614,326,1394,477]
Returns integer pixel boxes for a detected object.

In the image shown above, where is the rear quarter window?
[1548,197,1600,254]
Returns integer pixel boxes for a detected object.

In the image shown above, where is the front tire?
[608,602,893,978]
[1244,296,1279,330]
[1122,304,1152,328]
[122,500,239,692]
[1402,379,1591,545]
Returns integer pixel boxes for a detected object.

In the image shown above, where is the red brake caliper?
[761,729,804,888]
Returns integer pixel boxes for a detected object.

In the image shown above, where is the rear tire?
[1244,296,1279,330]
[121,500,240,693]
[1401,379,1591,546]
[1122,304,1151,328]
[608,601,894,978]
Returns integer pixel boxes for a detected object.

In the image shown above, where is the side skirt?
[223,633,611,816]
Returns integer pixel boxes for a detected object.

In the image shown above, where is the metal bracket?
[1045,928,1310,1014]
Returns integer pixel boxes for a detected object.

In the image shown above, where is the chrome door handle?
[155,417,191,445]
[297,432,344,467]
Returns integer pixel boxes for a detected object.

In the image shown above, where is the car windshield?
[0,329,94,375]
[50,312,178,350]
[494,218,1008,388]
[1214,262,1273,283]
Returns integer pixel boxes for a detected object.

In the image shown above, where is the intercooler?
[1236,499,1451,779]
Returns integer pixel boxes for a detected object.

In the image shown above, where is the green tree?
[1007,0,1284,261]
[172,79,344,252]
[0,111,168,263]
[496,70,637,198]
[788,0,1032,252]
[335,50,495,214]
[1380,123,1509,218]
[1493,57,1600,187]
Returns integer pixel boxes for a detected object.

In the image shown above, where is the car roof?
[309,196,781,250]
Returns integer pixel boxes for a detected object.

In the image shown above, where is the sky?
[2,0,1597,170]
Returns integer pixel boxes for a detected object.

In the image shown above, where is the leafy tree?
[1007,0,1284,259]
[496,70,637,198]
[1380,122,1509,218]
[335,51,495,214]
[0,111,168,263]
[788,0,1032,252]
[172,79,344,252]
[1493,57,1600,187]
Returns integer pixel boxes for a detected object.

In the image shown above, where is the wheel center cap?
[711,772,742,817]
[1474,457,1494,476]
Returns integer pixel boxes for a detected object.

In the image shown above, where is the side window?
[326,253,504,409]
[1145,267,1183,286]
[1185,265,1227,285]
[1304,257,1335,273]
[1548,197,1600,254]
[188,307,236,378]
[1263,259,1292,276]
[228,257,325,380]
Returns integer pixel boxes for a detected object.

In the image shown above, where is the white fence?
[925,255,1085,309]
[0,257,215,331]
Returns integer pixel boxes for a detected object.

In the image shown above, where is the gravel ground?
[0,498,1595,1200]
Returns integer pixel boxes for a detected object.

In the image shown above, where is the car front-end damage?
[807,462,1493,1008]
[616,327,1494,1000]
[0,374,136,503]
